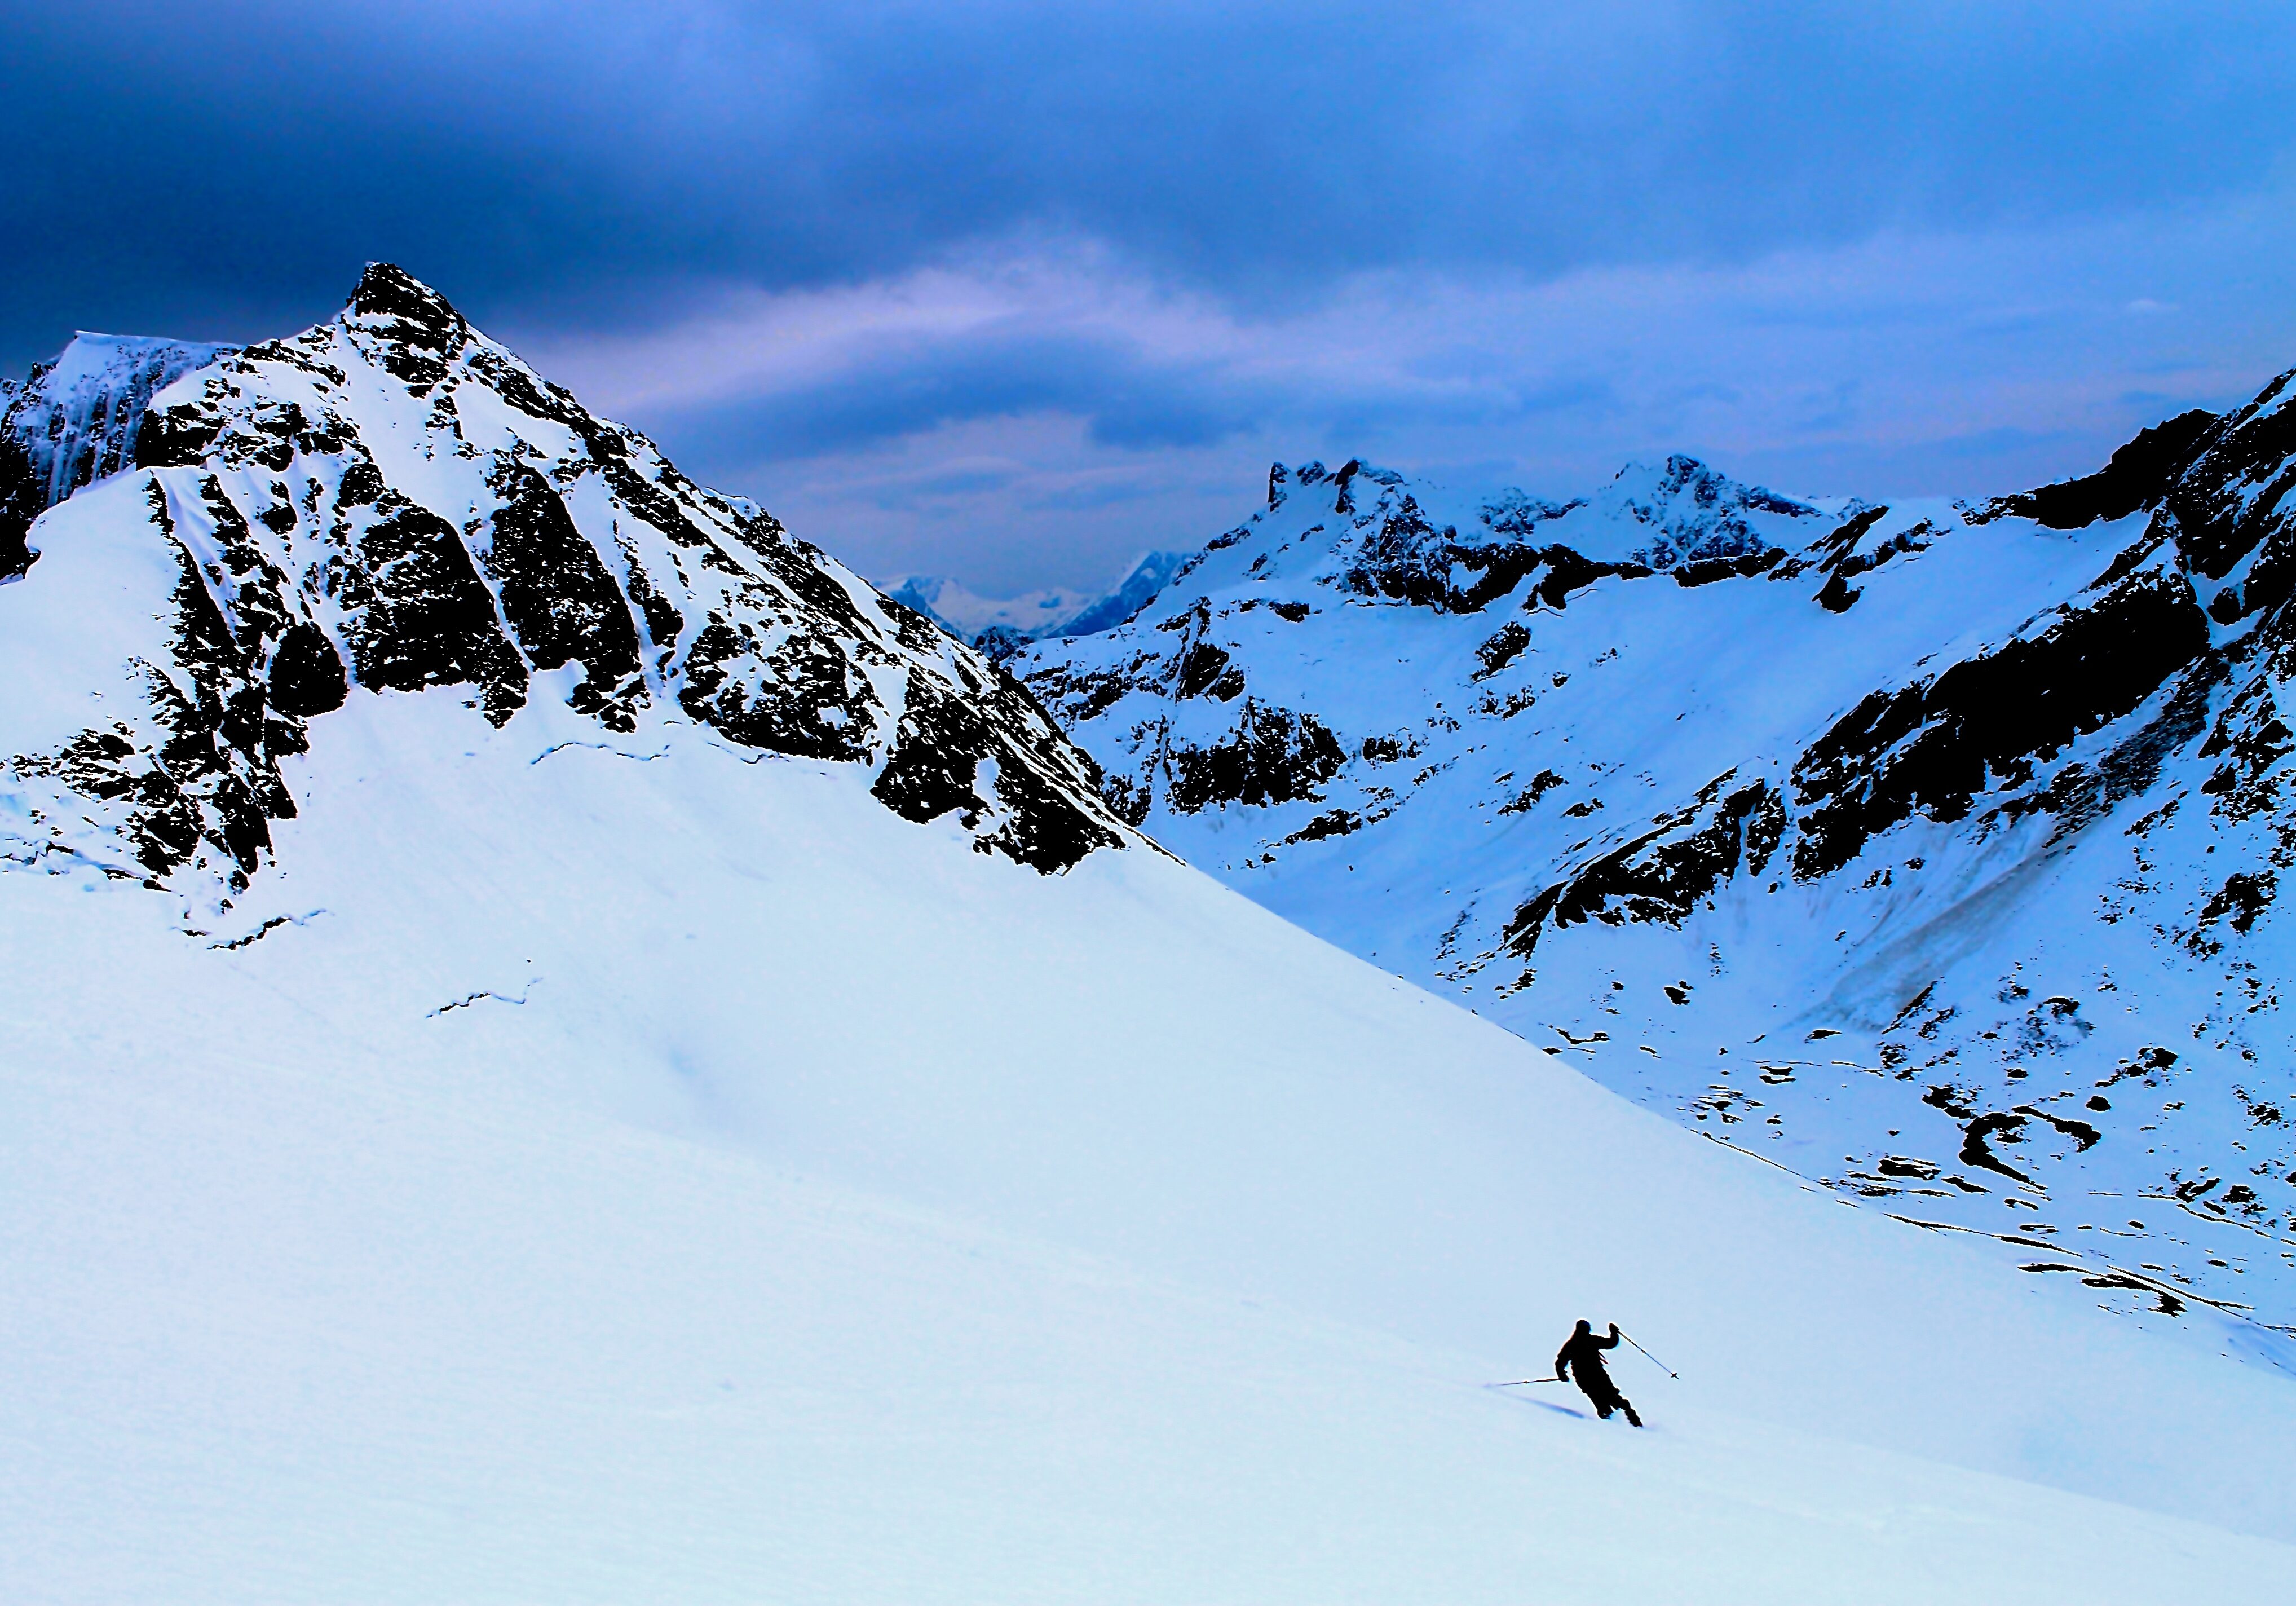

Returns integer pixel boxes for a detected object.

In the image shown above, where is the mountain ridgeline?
[1017,397,2296,1329]
[0,267,1134,908]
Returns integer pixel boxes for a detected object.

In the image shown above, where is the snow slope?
[4,691,2295,1602]
[1018,426,2296,1332]
[7,273,2296,1600]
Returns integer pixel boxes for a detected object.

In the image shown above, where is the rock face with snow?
[0,266,1132,907]
[1016,408,2296,1327]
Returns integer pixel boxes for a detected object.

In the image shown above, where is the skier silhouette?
[1556,1319,1642,1427]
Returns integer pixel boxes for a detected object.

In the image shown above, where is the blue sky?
[7,1,2295,593]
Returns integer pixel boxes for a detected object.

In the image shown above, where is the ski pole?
[1616,1331,1678,1379]
[1484,1376,1565,1388]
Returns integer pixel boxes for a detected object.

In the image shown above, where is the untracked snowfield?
[5,688,2294,1602]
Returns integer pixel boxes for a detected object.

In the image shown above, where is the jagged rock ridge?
[0,266,1133,906]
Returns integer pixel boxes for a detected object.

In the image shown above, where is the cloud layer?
[6,2,2294,592]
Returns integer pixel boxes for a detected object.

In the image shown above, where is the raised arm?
[1595,1325,1621,1351]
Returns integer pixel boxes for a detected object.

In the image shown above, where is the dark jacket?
[1556,1325,1621,1392]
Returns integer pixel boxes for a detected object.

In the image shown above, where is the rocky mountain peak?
[1589,454,1827,568]
[1,269,1134,911]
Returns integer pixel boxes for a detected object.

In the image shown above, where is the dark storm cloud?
[6,0,2293,369]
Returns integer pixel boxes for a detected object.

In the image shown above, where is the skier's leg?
[1621,1396,1642,1428]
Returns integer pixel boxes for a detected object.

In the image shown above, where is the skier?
[1555,1319,1642,1427]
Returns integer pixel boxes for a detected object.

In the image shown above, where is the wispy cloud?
[506,201,2296,592]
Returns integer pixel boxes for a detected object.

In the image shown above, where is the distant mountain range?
[1018,416,2296,1329]
[886,550,1193,658]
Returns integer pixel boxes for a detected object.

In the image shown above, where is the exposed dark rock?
[345,262,469,391]
[2156,376,2296,585]
[341,500,529,724]
[1957,1111,2036,1184]
[872,668,1124,872]
[1502,777,1783,955]
[1791,569,2210,879]
[1177,641,1235,699]
[1521,548,1654,611]
[1498,769,1566,815]
[1473,622,1531,680]
[481,460,644,729]
[679,616,875,762]
[0,425,38,579]
[1333,489,1655,615]
[2017,1105,2103,1151]
[1676,549,1785,587]
[3,334,232,577]
[1975,409,2218,530]
[1787,508,1943,614]
[268,624,348,718]
[872,670,997,831]
[2198,870,2276,937]
[1995,656,2225,840]
[1283,808,1362,844]
[1167,701,1346,811]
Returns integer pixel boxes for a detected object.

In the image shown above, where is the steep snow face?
[0,333,233,579]
[4,691,2295,1599]
[0,266,1131,911]
[889,548,1191,655]
[1016,414,2296,1330]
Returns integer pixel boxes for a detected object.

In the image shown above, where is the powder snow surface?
[3,682,2294,1601]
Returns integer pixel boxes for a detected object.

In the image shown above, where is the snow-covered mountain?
[888,549,1190,657]
[1,331,232,580]
[1016,418,2296,1330]
[1,266,1131,912]
[8,268,2296,1598]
